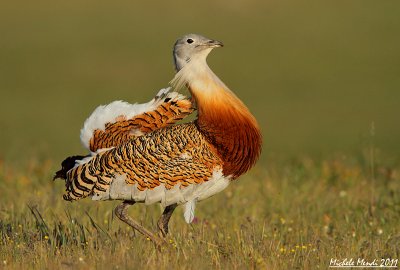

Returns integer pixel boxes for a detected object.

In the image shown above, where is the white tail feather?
[184,199,196,223]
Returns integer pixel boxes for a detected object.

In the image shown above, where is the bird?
[54,34,262,246]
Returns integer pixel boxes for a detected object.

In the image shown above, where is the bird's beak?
[206,39,224,48]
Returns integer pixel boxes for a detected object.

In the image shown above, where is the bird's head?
[173,34,223,71]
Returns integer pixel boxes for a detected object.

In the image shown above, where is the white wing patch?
[80,87,186,150]
[91,168,231,223]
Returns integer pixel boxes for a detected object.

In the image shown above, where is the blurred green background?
[1,0,399,162]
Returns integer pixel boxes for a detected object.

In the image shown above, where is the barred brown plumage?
[89,97,194,152]
[54,34,262,248]
[63,123,221,201]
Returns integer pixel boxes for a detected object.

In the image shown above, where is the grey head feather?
[173,34,223,71]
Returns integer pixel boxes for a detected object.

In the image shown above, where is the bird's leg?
[157,203,177,238]
[115,201,161,246]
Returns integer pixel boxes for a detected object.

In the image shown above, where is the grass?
[1,0,400,268]
[0,152,399,269]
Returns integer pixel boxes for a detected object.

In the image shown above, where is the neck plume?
[170,59,262,178]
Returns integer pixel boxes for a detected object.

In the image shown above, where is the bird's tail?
[53,155,89,181]
[60,150,116,202]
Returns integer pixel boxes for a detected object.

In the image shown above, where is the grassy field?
[0,153,399,269]
[1,0,400,269]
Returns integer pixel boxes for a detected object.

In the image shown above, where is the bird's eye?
[186,38,194,44]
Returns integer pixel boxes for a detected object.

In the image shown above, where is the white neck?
[170,53,229,95]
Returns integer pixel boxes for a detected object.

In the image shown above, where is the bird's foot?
[157,221,169,238]
[157,203,177,238]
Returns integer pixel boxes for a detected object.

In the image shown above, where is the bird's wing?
[80,88,195,152]
[63,124,228,206]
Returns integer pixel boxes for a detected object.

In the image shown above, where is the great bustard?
[54,34,262,246]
